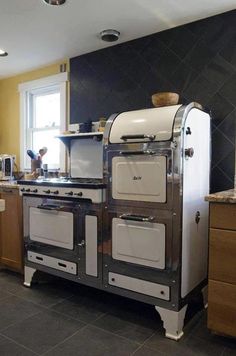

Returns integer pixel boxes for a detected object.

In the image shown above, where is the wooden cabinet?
[208,202,236,338]
[0,187,23,272]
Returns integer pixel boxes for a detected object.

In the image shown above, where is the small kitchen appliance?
[0,154,14,180]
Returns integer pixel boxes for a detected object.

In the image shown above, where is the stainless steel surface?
[102,102,210,311]
[21,103,210,324]
[23,195,103,289]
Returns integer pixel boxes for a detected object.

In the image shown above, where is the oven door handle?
[119,214,155,222]
[119,150,156,155]
[37,204,62,212]
[120,134,156,141]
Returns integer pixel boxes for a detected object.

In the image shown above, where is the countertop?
[0,181,19,189]
[205,189,236,204]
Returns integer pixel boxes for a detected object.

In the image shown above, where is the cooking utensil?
[39,147,48,158]
[151,92,179,107]
[27,150,37,160]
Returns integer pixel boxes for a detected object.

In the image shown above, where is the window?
[19,72,68,171]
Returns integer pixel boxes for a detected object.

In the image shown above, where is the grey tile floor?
[0,270,235,356]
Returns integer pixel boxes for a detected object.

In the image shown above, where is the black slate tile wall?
[70,10,236,193]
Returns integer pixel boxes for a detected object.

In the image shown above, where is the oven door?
[24,197,78,250]
[29,204,74,250]
[112,216,165,269]
[103,208,173,278]
[106,148,172,209]
[103,209,174,303]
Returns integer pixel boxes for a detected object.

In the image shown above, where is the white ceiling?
[0,0,235,79]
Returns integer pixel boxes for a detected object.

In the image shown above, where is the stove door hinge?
[171,140,178,149]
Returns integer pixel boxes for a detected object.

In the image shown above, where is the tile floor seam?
[130,344,145,356]
[132,344,167,356]
[141,330,161,348]
[1,293,52,311]
[0,309,43,333]
[4,289,75,310]
[87,323,142,346]
[41,323,89,355]
[0,295,14,303]
[0,331,40,355]
[43,303,106,324]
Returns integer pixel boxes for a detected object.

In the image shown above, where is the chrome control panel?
[19,185,105,203]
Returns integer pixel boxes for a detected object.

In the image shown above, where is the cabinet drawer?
[209,229,236,284]
[210,203,236,230]
[208,279,236,338]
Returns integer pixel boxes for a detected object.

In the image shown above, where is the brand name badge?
[133,176,142,180]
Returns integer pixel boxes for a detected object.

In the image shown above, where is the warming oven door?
[106,149,172,209]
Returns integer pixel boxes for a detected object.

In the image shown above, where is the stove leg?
[24,266,36,287]
[155,305,187,341]
[201,285,208,309]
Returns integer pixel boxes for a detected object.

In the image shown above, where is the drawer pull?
[119,150,155,156]
[119,214,155,222]
[120,134,155,141]
[36,256,43,261]
[37,204,61,211]
[58,262,67,268]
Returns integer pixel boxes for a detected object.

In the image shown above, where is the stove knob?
[43,190,51,194]
[25,189,30,192]
[53,190,59,195]
[185,147,194,159]
[32,189,38,193]
[75,192,83,197]
[20,188,25,192]
[65,191,73,196]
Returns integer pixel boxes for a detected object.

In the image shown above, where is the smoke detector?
[43,0,66,5]
[100,29,120,42]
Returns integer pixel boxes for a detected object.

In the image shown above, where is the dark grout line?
[0,309,43,333]
[41,324,89,355]
[0,331,40,355]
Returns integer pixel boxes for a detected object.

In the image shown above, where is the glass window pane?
[32,129,60,168]
[34,92,60,128]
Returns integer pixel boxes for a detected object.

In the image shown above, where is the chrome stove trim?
[19,185,105,203]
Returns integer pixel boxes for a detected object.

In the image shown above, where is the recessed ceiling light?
[100,29,120,42]
[43,0,66,5]
[0,49,8,57]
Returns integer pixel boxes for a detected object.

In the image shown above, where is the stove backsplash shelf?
[56,132,104,179]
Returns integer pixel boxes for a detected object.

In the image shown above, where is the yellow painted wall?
[0,60,69,167]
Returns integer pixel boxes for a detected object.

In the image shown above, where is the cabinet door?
[0,189,23,272]
[208,279,236,338]
[209,228,236,284]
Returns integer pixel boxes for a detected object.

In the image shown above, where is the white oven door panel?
[112,218,165,269]
[112,156,166,203]
[29,207,74,250]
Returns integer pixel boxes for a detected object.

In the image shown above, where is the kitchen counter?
[207,190,236,338]
[205,189,236,204]
[0,181,19,189]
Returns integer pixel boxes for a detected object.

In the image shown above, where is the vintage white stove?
[19,102,211,340]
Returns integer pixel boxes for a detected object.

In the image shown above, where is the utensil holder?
[31,159,42,173]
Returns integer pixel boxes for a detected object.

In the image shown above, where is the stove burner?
[36,177,103,184]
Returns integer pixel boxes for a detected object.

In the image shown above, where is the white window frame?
[19,72,68,171]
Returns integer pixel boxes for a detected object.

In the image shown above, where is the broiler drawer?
[108,272,170,300]
[27,251,77,275]
[112,155,166,203]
